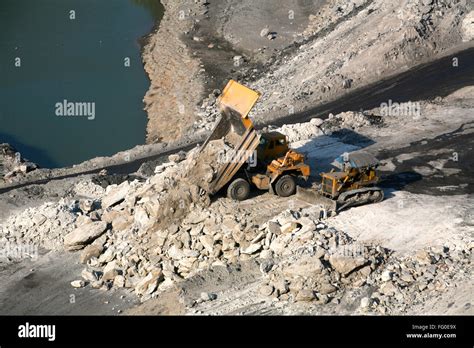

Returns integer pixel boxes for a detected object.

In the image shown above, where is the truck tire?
[227,178,250,201]
[275,175,296,197]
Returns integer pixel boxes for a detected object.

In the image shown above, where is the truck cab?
[257,132,289,164]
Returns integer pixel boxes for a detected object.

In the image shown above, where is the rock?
[319,283,337,295]
[134,206,153,230]
[462,11,474,42]
[283,256,324,277]
[270,234,292,254]
[242,243,262,255]
[98,247,116,264]
[415,250,434,265]
[267,32,277,40]
[329,254,367,276]
[199,235,214,253]
[114,275,126,288]
[101,182,130,208]
[200,292,217,301]
[135,270,164,296]
[274,279,289,296]
[32,214,47,226]
[112,215,133,231]
[400,272,414,283]
[168,153,185,163]
[79,199,95,214]
[259,259,274,274]
[310,118,324,126]
[259,284,274,296]
[381,270,393,282]
[81,268,100,282]
[295,289,316,302]
[90,280,103,289]
[64,221,108,250]
[380,282,398,297]
[260,27,270,37]
[71,280,86,288]
[267,221,281,235]
[102,260,120,281]
[259,250,273,259]
[168,245,185,260]
[360,297,371,308]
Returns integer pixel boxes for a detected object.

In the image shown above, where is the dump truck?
[200,80,310,201]
[201,80,383,211]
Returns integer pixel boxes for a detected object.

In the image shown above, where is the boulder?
[101,182,130,209]
[135,270,164,296]
[102,260,120,281]
[283,256,324,277]
[80,244,103,264]
[319,283,337,295]
[295,289,316,302]
[242,243,262,255]
[64,221,108,250]
[259,284,274,296]
[329,254,367,276]
[199,235,214,253]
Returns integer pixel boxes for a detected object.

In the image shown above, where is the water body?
[0,0,163,168]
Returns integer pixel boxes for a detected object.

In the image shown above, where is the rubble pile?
[319,111,379,133]
[259,214,472,314]
[276,118,324,143]
[0,199,76,251]
[0,112,471,313]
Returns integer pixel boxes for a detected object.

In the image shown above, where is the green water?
[0,0,163,168]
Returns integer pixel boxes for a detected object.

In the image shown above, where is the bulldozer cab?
[257,132,289,163]
[321,152,380,199]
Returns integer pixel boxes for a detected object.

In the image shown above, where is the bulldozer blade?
[296,186,337,212]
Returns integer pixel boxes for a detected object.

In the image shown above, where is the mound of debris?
[257,210,472,314]
[0,199,76,251]
[320,111,382,134]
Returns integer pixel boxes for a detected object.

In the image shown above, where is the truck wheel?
[227,178,250,201]
[275,175,296,197]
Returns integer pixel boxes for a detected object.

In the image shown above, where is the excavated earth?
[0,88,472,315]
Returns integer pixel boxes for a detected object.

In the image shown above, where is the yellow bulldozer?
[200,80,383,211]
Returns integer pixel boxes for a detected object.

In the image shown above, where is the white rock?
[102,182,130,208]
[64,221,108,250]
[381,270,393,282]
[242,243,262,255]
[71,280,86,288]
[360,297,371,308]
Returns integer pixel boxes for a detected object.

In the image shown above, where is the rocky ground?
[143,0,474,143]
[0,87,471,316]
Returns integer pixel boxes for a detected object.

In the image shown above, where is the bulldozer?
[200,80,310,201]
[297,151,384,212]
[200,80,384,211]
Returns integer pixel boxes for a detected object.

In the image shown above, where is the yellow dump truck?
[201,80,310,200]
